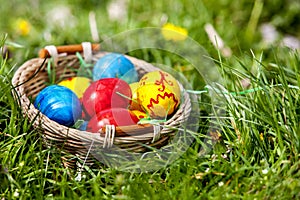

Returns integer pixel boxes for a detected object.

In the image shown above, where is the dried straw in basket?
[11,44,192,168]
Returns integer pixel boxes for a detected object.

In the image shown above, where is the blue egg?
[92,53,138,83]
[34,85,82,127]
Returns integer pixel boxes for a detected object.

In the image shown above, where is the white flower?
[218,181,224,187]
[13,190,19,198]
[46,5,76,28]
[262,169,268,174]
[19,161,24,167]
[282,35,300,50]
[260,23,279,45]
[107,0,128,22]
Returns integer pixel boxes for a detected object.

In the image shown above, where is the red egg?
[82,78,132,119]
[86,108,139,133]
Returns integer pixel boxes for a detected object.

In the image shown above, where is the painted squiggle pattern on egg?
[147,91,179,117]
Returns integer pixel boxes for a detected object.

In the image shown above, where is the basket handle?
[38,43,100,58]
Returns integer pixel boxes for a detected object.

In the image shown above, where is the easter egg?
[131,110,148,120]
[129,82,142,111]
[34,85,82,127]
[78,121,88,131]
[137,70,181,118]
[86,108,139,133]
[93,53,138,84]
[58,77,91,99]
[82,78,132,119]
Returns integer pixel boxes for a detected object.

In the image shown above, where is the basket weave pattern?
[12,51,192,166]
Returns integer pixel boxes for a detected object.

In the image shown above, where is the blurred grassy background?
[1,0,299,60]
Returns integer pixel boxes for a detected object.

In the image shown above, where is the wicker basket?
[12,43,192,168]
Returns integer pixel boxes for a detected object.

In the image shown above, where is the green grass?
[1,0,300,199]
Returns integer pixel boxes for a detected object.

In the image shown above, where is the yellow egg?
[58,77,91,99]
[129,82,143,111]
[131,110,148,120]
[137,70,181,118]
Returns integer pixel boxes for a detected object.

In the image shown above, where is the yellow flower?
[175,64,193,72]
[16,19,31,36]
[260,133,264,141]
[161,23,188,41]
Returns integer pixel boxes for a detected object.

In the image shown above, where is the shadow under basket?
[12,48,192,169]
